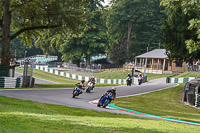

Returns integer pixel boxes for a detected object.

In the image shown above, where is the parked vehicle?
[86,81,94,93]
[97,92,113,108]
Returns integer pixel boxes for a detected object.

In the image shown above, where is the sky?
[102,0,111,6]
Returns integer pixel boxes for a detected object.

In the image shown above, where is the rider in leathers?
[100,87,116,101]
[73,80,85,94]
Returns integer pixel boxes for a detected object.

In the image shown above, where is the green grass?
[114,84,200,123]
[15,68,117,89]
[94,69,130,79]
[174,71,200,78]
[94,69,173,81]
[145,73,174,81]
[16,68,78,84]
[0,96,200,132]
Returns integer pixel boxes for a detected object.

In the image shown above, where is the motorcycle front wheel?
[72,91,78,98]
[102,99,110,108]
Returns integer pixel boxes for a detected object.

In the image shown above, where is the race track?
[0,78,199,126]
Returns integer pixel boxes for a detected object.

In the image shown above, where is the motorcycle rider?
[73,80,85,94]
[88,76,96,89]
[137,73,143,85]
[100,87,117,101]
[126,73,132,86]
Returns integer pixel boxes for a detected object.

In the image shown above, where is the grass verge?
[0,96,199,132]
[114,84,200,123]
[174,71,200,78]
[15,68,78,84]
[94,69,173,81]
[14,68,117,89]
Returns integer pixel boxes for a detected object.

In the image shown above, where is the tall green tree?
[107,0,165,64]
[161,0,200,62]
[0,0,87,66]
[45,0,108,67]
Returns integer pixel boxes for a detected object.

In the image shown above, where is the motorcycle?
[126,77,132,86]
[138,77,143,85]
[86,81,94,93]
[72,87,83,98]
[97,93,113,108]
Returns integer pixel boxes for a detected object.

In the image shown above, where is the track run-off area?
[0,78,200,126]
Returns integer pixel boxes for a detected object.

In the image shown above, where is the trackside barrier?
[0,77,22,88]
[36,65,146,85]
[166,77,197,83]
[196,95,200,107]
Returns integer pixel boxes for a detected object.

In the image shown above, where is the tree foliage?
[42,0,109,66]
[107,0,165,64]
[161,0,200,62]
[0,0,88,66]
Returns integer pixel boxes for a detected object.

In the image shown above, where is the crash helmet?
[81,80,85,83]
[112,87,116,91]
[92,76,95,79]
[128,73,131,76]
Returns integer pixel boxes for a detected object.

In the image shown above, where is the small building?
[134,49,186,74]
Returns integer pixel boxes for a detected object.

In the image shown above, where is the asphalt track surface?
[0,78,199,126]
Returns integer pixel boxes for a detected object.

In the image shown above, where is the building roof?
[136,49,168,59]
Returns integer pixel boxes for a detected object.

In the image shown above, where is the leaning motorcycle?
[72,87,83,98]
[138,78,143,85]
[86,81,94,93]
[97,93,113,108]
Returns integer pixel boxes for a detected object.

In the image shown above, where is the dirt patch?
[179,89,184,102]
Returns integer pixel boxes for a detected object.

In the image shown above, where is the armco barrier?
[36,65,145,85]
[166,77,197,83]
[0,77,22,88]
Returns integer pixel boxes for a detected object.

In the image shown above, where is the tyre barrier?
[166,77,197,83]
[36,65,147,85]
[0,77,22,88]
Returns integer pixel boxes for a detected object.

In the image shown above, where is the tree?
[161,0,200,62]
[109,0,145,59]
[107,0,165,64]
[0,0,87,66]
[43,0,108,67]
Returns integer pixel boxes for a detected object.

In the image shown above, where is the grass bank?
[94,69,173,81]
[0,96,199,132]
[15,68,116,89]
[114,84,200,123]
[174,71,200,78]
[15,68,78,84]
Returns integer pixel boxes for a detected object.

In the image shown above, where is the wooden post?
[163,58,166,74]
[157,59,160,73]
[140,58,142,67]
